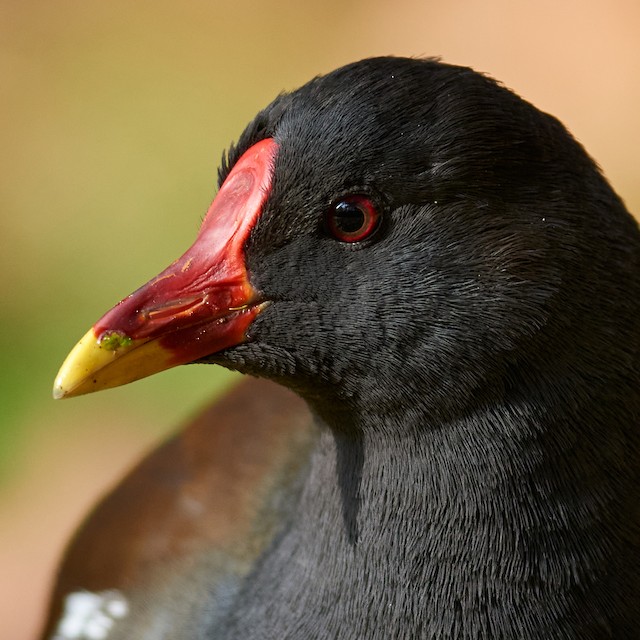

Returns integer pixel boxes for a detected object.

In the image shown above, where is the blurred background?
[1,0,638,637]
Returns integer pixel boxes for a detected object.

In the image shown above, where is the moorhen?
[49,57,640,639]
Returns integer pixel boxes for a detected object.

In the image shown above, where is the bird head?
[54,57,639,425]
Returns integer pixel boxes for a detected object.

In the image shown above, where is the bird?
[47,56,639,639]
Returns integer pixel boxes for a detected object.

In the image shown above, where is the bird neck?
[223,380,638,638]
[274,384,636,637]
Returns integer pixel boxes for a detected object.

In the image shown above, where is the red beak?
[54,138,278,399]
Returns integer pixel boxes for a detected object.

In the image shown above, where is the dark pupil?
[335,202,365,233]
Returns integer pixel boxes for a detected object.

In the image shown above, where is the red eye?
[325,195,382,243]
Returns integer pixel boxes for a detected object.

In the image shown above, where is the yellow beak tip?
[53,373,72,400]
[52,328,176,399]
[52,381,67,400]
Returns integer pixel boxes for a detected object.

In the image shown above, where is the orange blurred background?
[1,1,638,638]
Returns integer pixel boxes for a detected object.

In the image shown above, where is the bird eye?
[325,195,382,243]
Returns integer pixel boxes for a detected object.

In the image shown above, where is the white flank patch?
[51,590,129,640]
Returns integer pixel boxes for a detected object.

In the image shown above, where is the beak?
[54,138,278,399]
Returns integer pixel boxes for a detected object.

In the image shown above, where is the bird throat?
[217,394,635,639]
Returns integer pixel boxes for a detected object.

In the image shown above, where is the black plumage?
[49,57,640,639]
[205,57,640,639]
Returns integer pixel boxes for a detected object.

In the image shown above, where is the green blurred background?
[1,1,638,637]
